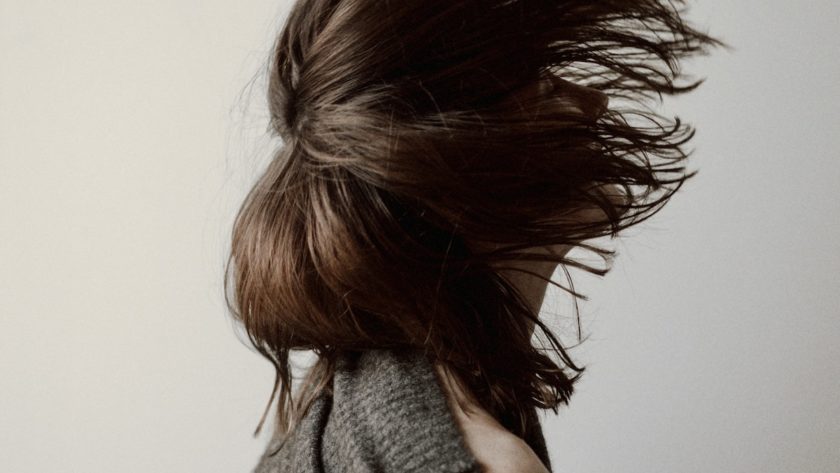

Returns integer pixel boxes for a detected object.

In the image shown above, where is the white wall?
[542,2,840,472]
[1,1,837,472]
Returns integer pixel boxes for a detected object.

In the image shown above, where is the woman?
[225,1,726,471]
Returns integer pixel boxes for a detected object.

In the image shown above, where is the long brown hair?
[225,0,728,451]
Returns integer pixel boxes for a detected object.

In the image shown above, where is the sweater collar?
[252,348,552,473]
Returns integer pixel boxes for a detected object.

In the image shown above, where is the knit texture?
[251,348,553,473]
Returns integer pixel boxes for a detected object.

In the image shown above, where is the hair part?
[225,0,728,453]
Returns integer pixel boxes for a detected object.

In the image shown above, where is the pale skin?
[432,77,626,473]
[434,362,553,473]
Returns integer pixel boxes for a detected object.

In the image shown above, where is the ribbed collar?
[252,349,553,473]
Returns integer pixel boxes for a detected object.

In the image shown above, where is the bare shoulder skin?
[434,364,551,473]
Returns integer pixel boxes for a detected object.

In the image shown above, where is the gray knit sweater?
[252,348,553,473]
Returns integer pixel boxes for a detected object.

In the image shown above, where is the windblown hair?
[225,0,727,450]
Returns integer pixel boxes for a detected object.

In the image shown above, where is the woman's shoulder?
[433,363,552,473]
[447,401,551,473]
[460,428,552,473]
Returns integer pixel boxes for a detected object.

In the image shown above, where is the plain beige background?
[2,1,838,472]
